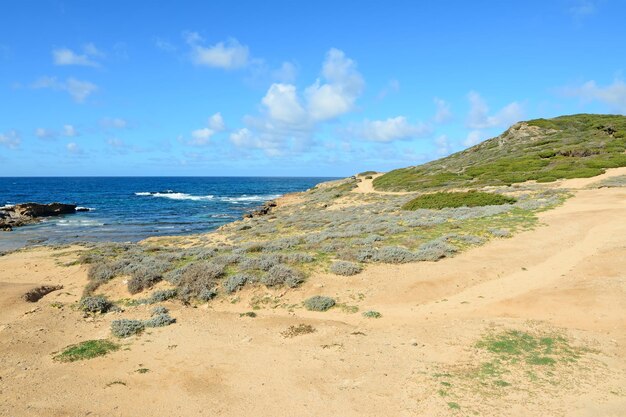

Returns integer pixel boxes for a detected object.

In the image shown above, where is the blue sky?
[1,0,625,177]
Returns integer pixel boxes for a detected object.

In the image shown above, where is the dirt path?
[0,184,625,416]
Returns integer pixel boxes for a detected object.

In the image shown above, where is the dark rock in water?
[0,202,77,231]
[243,200,277,219]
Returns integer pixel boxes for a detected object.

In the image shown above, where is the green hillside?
[373,114,626,191]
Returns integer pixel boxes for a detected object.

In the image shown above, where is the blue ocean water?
[0,177,334,251]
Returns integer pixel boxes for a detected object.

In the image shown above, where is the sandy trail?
[0,180,625,416]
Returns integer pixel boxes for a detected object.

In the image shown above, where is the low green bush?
[402,191,516,210]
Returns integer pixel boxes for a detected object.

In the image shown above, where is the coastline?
[1,169,625,416]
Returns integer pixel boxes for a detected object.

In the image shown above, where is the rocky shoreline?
[0,203,84,231]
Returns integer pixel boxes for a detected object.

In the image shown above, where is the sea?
[0,177,334,252]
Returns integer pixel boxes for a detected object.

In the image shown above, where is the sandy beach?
[1,172,624,417]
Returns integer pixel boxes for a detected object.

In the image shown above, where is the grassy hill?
[373,114,626,191]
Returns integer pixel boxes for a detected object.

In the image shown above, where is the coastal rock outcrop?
[243,200,277,219]
[0,202,78,231]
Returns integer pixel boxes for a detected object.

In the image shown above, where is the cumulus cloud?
[66,142,82,154]
[100,117,128,129]
[305,48,364,121]
[272,61,298,83]
[63,124,78,137]
[52,43,103,67]
[35,128,56,140]
[463,130,485,147]
[467,91,523,129]
[435,134,452,156]
[187,112,226,146]
[262,83,307,124]
[107,138,125,148]
[0,130,21,149]
[208,112,225,131]
[562,79,626,113]
[433,97,452,123]
[230,49,365,157]
[186,33,249,69]
[31,77,98,103]
[348,116,432,142]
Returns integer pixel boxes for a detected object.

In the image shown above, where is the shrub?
[111,319,145,338]
[372,246,417,264]
[198,288,217,302]
[304,296,335,311]
[262,264,304,288]
[415,239,458,261]
[176,262,224,302]
[87,262,116,282]
[54,339,119,362]
[330,261,362,276]
[364,175,373,179]
[151,306,168,315]
[144,313,176,328]
[402,191,517,210]
[223,274,250,293]
[362,310,382,318]
[488,228,511,238]
[147,289,177,303]
[79,296,112,313]
[283,253,315,264]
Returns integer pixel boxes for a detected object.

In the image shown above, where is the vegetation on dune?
[54,339,119,362]
[303,295,336,311]
[374,114,626,191]
[402,191,516,210]
[432,328,593,414]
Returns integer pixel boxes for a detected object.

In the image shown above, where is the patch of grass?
[362,310,382,318]
[402,191,516,210]
[447,402,460,410]
[239,311,257,318]
[54,339,119,362]
[136,368,150,374]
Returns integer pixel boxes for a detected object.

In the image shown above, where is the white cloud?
[52,44,103,67]
[349,116,432,142]
[305,48,364,121]
[101,118,128,129]
[230,128,254,147]
[272,62,298,83]
[186,34,249,69]
[186,112,226,146]
[66,142,82,154]
[230,48,365,157]
[107,138,125,148]
[569,0,596,17]
[433,97,452,123]
[208,112,225,131]
[35,128,56,139]
[463,130,485,147]
[0,130,20,149]
[435,134,452,156]
[63,124,78,137]
[467,91,523,129]
[262,84,307,124]
[563,79,626,113]
[155,38,177,52]
[65,78,98,103]
[31,77,97,103]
